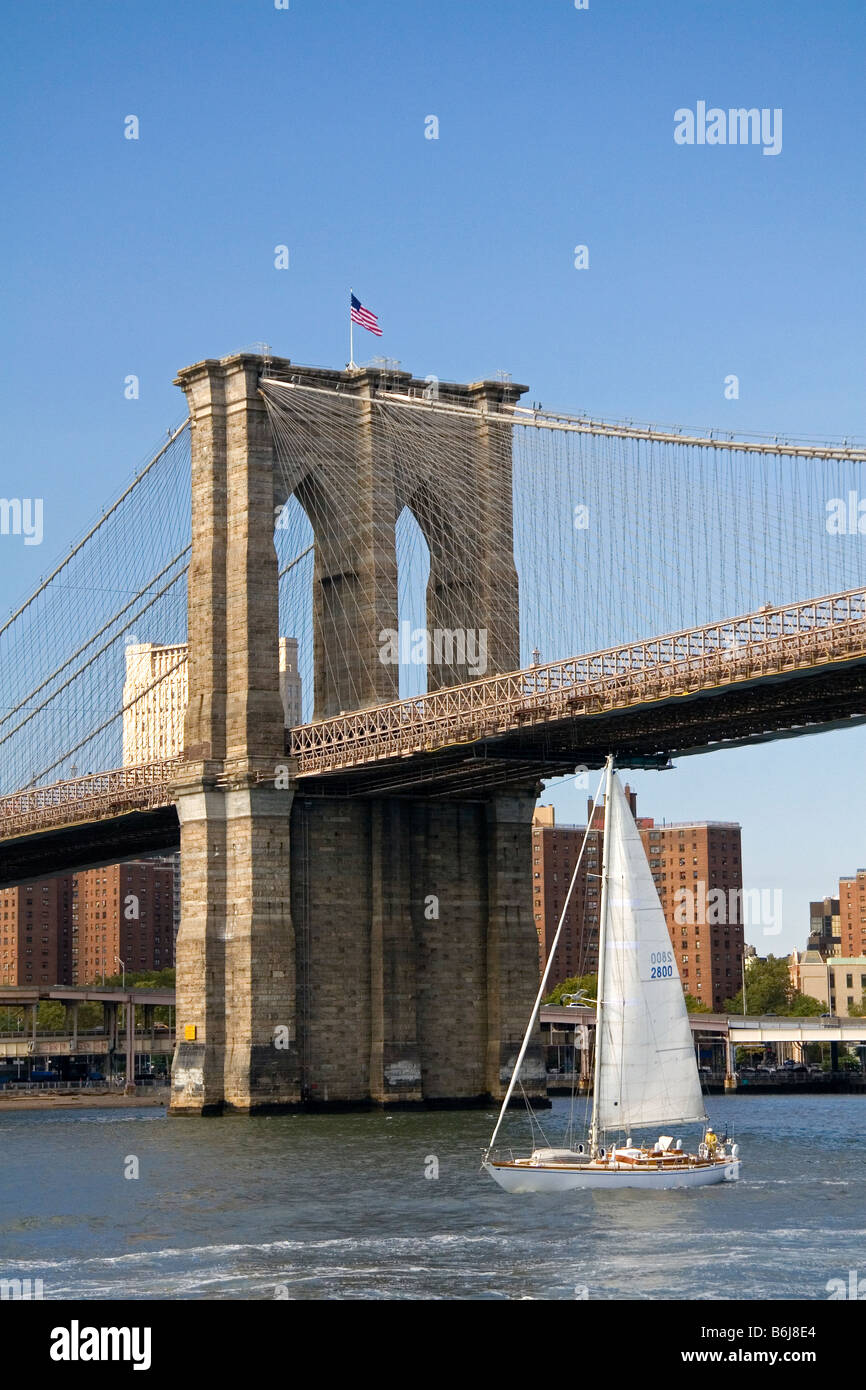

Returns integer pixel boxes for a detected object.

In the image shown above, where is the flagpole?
[349,287,355,369]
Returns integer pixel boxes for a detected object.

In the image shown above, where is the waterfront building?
[808,896,841,958]
[797,878,866,976]
[533,792,745,1011]
[122,642,188,764]
[122,636,303,765]
[279,637,303,726]
[790,950,866,1016]
[74,860,174,984]
[0,878,67,987]
[838,873,866,958]
[0,859,175,987]
[165,849,181,953]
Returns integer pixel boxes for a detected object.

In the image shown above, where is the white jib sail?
[596,773,707,1132]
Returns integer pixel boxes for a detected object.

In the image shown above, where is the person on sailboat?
[704,1128,718,1157]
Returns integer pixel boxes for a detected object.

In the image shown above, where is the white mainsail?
[595,774,707,1132]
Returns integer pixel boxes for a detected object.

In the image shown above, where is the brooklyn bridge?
[2,352,865,1113]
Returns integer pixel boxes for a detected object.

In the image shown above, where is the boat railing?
[483,1146,518,1165]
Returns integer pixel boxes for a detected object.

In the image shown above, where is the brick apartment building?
[73,860,175,984]
[838,872,866,957]
[789,878,866,1018]
[532,788,745,1012]
[0,877,67,987]
[0,858,175,987]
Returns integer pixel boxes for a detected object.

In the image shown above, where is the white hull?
[484,1156,740,1193]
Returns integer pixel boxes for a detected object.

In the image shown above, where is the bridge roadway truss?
[2,583,865,882]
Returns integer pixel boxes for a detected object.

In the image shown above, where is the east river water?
[0,1095,861,1300]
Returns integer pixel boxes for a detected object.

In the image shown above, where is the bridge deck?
[2,587,866,880]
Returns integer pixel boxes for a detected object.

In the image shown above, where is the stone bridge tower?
[170,353,545,1114]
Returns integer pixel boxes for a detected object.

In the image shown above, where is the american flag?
[350,293,382,336]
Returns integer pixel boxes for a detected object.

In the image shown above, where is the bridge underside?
[0,807,180,889]
[295,658,866,797]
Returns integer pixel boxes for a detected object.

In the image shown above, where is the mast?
[589,754,615,1159]
[485,766,607,1158]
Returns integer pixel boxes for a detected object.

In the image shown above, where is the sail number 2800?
[649,950,674,979]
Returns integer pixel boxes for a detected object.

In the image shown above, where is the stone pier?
[169,354,544,1114]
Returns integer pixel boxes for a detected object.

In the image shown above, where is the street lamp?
[739,950,750,1017]
[115,957,125,990]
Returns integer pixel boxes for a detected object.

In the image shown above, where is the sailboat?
[483,756,741,1192]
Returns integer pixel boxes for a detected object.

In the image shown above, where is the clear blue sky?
[2,0,865,952]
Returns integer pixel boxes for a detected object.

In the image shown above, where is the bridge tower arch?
[169,353,545,1114]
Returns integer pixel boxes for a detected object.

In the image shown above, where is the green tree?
[90,969,176,1025]
[789,993,825,1016]
[544,973,597,1006]
[36,1001,67,1033]
[723,955,824,1016]
[684,993,712,1013]
[91,968,175,990]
